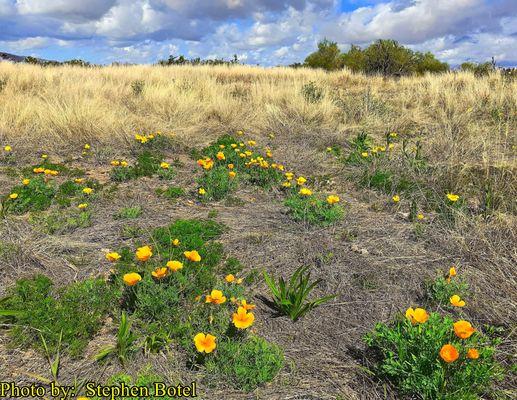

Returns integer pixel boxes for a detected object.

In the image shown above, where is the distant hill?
[0,51,56,64]
[0,52,26,62]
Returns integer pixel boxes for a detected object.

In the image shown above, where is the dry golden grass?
[0,63,514,160]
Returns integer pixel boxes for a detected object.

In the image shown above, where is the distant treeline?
[156,54,240,66]
[293,39,513,77]
[7,43,515,79]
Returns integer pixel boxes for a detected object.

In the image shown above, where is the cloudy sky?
[1,0,516,66]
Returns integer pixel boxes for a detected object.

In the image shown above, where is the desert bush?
[365,310,503,399]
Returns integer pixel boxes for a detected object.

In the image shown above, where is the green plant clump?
[0,275,117,357]
[364,312,503,399]
[263,266,335,321]
[284,193,343,225]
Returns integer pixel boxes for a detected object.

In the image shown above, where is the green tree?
[304,39,344,71]
[414,51,449,74]
[363,39,417,76]
[341,44,367,72]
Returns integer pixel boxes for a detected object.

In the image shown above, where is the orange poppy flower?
[439,344,459,363]
[453,320,476,339]
[151,267,168,279]
[467,348,479,359]
[240,299,255,310]
[450,295,466,307]
[184,250,201,262]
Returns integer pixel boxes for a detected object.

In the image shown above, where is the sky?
[0,0,516,67]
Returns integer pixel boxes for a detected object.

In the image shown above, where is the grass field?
[0,63,515,399]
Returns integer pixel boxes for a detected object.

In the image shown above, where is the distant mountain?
[0,52,26,62]
[0,51,56,64]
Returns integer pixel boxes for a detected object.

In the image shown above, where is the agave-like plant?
[263,266,335,321]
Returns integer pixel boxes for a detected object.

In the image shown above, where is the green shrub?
[302,81,324,103]
[364,311,503,399]
[204,336,284,391]
[1,276,117,357]
[284,193,343,225]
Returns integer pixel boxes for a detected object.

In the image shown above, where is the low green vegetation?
[264,266,335,321]
[284,193,343,226]
[365,312,503,399]
[0,276,117,357]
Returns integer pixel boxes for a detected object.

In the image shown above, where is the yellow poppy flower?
[105,252,121,262]
[171,238,180,246]
[167,260,183,272]
[227,163,234,169]
[299,188,312,196]
[151,267,168,279]
[453,320,476,339]
[439,344,459,363]
[282,181,291,188]
[216,151,225,161]
[111,160,120,166]
[450,295,466,307]
[120,161,128,167]
[219,144,225,149]
[123,272,142,286]
[198,188,206,195]
[9,193,18,199]
[229,171,236,178]
[405,307,429,324]
[78,203,88,209]
[232,306,255,329]
[160,162,170,169]
[449,267,457,277]
[136,245,152,262]
[82,187,93,195]
[361,152,368,158]
[417,213,424,220]
[184,250,201,262]
[225,274,235,283]
[447,193,460,202]
[22,178,30,185]
[205,289,227,304]
[296,176,306,185]
[392,195,400,203]
[84,144,91,150]
[74,178,84,184]
[327,195,340,204]
[193,333,216,353]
